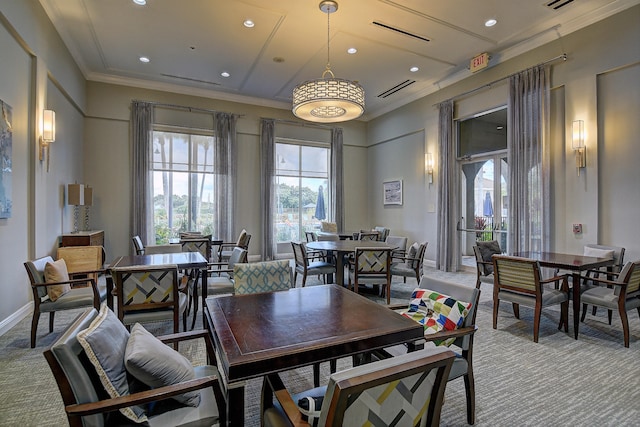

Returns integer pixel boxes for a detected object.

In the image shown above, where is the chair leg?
[49,312,55,333]
[492,298,499,329]
[581,303,589,322]
[313,363,320,387]
[463,372,476,425]
[190,286,199,331]
[559,300,568,332]
[293,271,298,286]
[512,303,520,319]
[607,309,613,325]
[302,274,307,287]
[533,303,542,343]
[619,306,630,348]
[31,311,40,348]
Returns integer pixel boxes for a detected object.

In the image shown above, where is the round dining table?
[306,240,397,286]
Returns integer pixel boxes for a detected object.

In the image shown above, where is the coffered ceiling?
[40,0,638,120]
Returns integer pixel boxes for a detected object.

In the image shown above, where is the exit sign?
[470,52,489,73]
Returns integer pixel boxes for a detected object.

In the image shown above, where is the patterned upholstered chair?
[233,260,292,295]
[291,242,336,286]
[492,255,569,343]
[44,306,225,427]
[112,264,188,333]
[580,260,640,347]
[357,231,379,241]
[348,247,392,304]
[24,256,108,348]
[180,235,213,262]
[320,221,338,233]
[261,346,454,427]
[390,241,427,285]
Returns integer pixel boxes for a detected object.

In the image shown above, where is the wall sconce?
[572,120,586,175]
[425,153,434,184]
[40,109,56,162]
[68,183,85,233]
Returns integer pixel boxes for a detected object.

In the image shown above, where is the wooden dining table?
[513,251,614,339]
[306,240,396,285]
[204,284,423,426]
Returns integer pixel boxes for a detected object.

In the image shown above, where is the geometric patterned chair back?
[358,232,379,241]
[181,236,212,261]
[318,347,454,426]
[233,260,292,295]
[354,247,391,275]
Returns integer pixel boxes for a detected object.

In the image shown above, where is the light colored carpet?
[1,266,639,426]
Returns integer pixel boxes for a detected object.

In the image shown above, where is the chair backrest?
[304,231,318,242]
[317,232,339,241]
[181,236,212,261]
[227,247,248,274]
[406,242,428,271]
[320,221,338,233]
[419,276,481,350]
[473,240,502,276]
[180,231,202,239]
[24,256,56,300]
[358,232,379,241]
[373,226,390,241]
[318,346,454,426]
[57,246,103,274]
[386,235,408,254]
[291,241,307,268]
[144,244,182,254]
[614,261,640,297]
[354,247,391,279]
[132,235,145,255]
[492,255,542,296]
[233,260,292,295]
[584,244,625,273]
[112,264,180,324]
[43,307,109,427]
[235,229,249,248]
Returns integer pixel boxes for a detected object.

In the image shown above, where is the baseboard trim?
[0,302,32,337]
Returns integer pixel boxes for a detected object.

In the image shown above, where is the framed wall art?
[383,179,402,205]
[0,100,12,219]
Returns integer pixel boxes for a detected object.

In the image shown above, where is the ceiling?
[40,0,638,121]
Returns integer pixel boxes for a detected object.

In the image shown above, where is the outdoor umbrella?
[483,191,493,216]
[314,185,326,220]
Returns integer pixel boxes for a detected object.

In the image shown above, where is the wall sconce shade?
[68,183,85,206]
[425,153,434,184]
[40,109,56,163]
[572,120,586,174]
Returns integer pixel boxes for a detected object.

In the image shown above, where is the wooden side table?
[60,230,104,247]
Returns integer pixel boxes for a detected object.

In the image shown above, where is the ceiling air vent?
[372,21,430,42]
[161,73,220,86]
[377,80,416,98]
[545,0,576,10]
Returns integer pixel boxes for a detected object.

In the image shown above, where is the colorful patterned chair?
[111,264,188,333]
[233,260,292,295]
[261,346,454,427]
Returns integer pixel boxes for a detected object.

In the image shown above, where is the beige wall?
[366,6,640,262]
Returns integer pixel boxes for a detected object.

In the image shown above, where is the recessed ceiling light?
[139,56,150,63]
[347,47,357,54]
[133,0,146,5]
[410,66,419,72]
[485,18,497,27]
[243,19,255,28]
[221,71,230,78]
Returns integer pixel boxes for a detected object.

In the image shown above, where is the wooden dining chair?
[348,247,392,304]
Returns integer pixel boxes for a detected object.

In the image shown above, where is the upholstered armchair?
[44,306,225,427]
[24,256,108,348]
[261,346,454,427]
[216,229,251,263]
[233,260,292,294]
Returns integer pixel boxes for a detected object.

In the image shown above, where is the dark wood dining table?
[513,251,614,339]
[108,252,208,326]
[306,240,397,285]
[204,284,423,426]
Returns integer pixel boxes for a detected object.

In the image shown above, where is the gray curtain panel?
[436,100,459,272]
[508,65,550,253]
[214,112,238,243]
[260,119,275,261]
[131,101,154,247]
[330,127,344,232]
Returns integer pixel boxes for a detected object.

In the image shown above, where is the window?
[151,129,215,243]
[274,141,330,254]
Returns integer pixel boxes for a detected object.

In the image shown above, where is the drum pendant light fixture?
[292,0,365,123]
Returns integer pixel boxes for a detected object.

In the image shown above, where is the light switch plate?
[573,223,582,234]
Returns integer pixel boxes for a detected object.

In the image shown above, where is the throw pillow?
[401,288,472,347]
[44,259,72,302]
[406,242,420,268]
[77,305,147,423]
[583,247,615,260]
[477,240,501,275]
[125,323,200,407]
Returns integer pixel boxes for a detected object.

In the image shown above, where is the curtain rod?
[132,100,244,117]
[435,53,567,106]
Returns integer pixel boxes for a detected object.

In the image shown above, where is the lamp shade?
[293,77,365,123]
[84,186,93,206]
[68,184,85,206]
